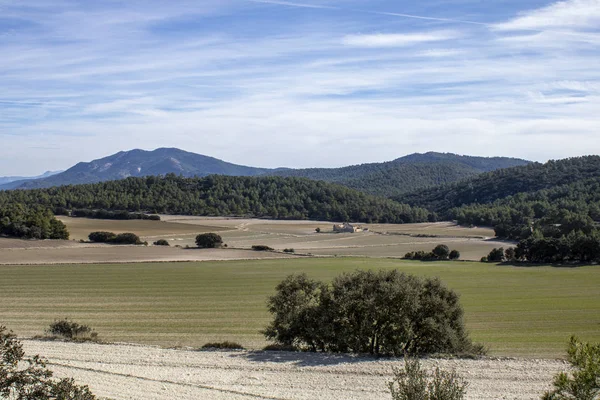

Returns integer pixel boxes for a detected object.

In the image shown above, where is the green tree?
[432,245,450,260]
[449,250,460,260]
[195,233,223,248]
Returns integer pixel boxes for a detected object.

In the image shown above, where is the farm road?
[23,340,566,400]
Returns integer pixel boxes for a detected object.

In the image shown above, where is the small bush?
[201,341,245,350]
[449,250,461,260]
[433,244,450,260]
[389,358,468,400]
[196,233,223,248]
[283,248,295,253]
[252,245,274,252]
[487,248,505,262]
[315,227,321,233]
[480,256,488,263]
[46,319,97,341]
[153,239,170,246]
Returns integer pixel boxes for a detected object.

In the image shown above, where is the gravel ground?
[22,340,567,400]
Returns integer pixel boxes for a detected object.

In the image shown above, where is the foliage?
[252,245,274,252]
[486,248,505,263]
[65,209,160,221]
[404,245,460,261]
[201,341,245,350]
[0,203,68,240]
[542,337,600,400]
[283,248,295,253]
[0,174,431,224]
[315,227,321,233]
[389,358,468,400]
[264,270,483,356]
[0,326,96,399]
[46,319,97,341]
[88,231,142,245]
[195,233,223,248]
[153,239,170,246]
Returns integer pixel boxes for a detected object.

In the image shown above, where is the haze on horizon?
[1,0,599,176]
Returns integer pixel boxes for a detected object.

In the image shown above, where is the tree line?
[0,174,432,224]
[0,203,68,240]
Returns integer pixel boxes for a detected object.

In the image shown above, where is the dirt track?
[23,340,567,400]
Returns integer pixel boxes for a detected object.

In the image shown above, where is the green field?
[1,258,599,358]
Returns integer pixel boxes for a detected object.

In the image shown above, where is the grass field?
[1,258,598,358]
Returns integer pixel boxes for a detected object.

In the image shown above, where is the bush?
[504,247,516,262]
[264,270,483,356]
[0,326,97,399]
[487,248,505,262]
[153,239,170,246]
[88,231,142,245]
[201,341,245,350]
[283,248,295,253]
[433,244,450,260]
[46,319,97,341]
[389,358,468,400]
[195,233,223,248]
[449,250,461,260]
[315,227,321,233]
[542,337,600,400]
[252,245,274,252]
[88,231,116,243]
[480,256,488,262]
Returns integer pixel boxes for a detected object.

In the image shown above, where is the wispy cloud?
[494,0,600,31]
[341,31,460,47]
[0,0,599,175]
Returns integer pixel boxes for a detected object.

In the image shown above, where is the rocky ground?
[22,340,567,400]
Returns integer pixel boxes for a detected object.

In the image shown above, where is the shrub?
[201,341,245,350]
[46,319,97,341]
[88,231,116,243]
[449,250,461,260]
[315,227,321,233]
[153,239,170,246]
[389,358,468,400]
[252,245,274,252]
[404,252,415,259]
[480,256,488,262]
[487,248,505,262]
[542,337,600,400]
[283,248,295,253]
[195,233,223,248]
[504,247,516,262]
[0,326,96,399]
[264,270,483,356]
[433,244,451,260]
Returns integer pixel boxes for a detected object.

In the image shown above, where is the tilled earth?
[23,340,567,400]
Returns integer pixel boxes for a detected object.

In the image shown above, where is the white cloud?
[494,0,600,31]
[341,31,460,47]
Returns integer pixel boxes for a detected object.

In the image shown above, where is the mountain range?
[0,148,530,195]
[0,171,63,189]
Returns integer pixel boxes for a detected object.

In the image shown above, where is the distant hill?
[2,149,530,195]
[0,171,63,189]
[5,148,271,190]
[270,152,531,197]
[395,155,600,219]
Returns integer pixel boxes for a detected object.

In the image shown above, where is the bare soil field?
[22,340,566,400]
[0,218,510,264]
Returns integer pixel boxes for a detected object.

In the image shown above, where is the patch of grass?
[0,258,599,358]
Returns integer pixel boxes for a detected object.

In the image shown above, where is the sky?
[1,0,599,175]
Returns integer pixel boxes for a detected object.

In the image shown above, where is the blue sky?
[1,0,599,175]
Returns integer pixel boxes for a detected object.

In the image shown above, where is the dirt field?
[1,219,506,264]
[22,340,567,400]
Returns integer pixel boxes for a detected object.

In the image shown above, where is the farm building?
[333,223,363,233]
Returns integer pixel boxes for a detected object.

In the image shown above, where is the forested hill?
[7,148,272,190]
[0,175,432,224]
[269,152,530,197]
[395,156,600,214]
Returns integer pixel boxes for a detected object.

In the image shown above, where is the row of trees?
[59,208,160,221]
[404,244,460,261]
[0,203,69,240]
[88,231,144,245]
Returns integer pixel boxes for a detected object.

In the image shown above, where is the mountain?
[2,149,530,195]
[0,171,63,189]
[4,148,271,190]
[269,152,531,197]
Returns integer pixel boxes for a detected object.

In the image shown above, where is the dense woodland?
[0,175,432,226]
[0,203,68,240]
